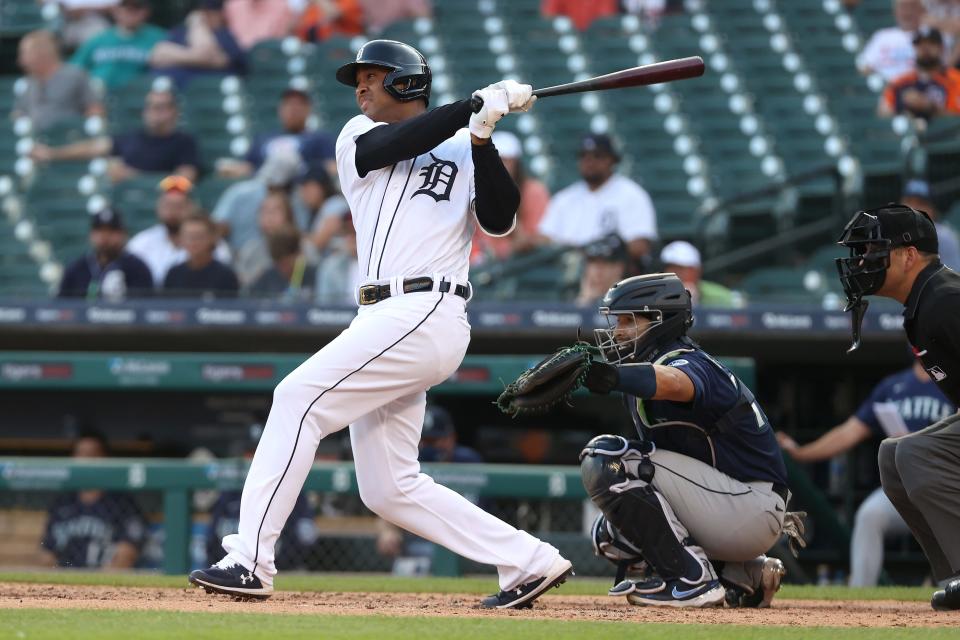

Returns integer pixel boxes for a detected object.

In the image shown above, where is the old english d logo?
[413,153,457,202]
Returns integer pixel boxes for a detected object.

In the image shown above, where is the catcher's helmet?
[595,273,693,364]
[336,39,431,106]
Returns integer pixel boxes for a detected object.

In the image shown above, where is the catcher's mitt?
[497,343,596,416]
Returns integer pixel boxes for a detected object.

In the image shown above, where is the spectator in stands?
[314,212,359,304]
[360,0,430,35]
[776,355,955,586]
[301,162,350,256]
[249,225,318,300]
[206,423,317,569]
[56,0,115,51]
[216,88,336,179]
[536,134,658,267]
[923,0,960,66]
[294,0,365,42]
[224,0,295,50]
[236,189,297,286]
[128,176,232,286]
[541,0,619,31]
[149,0,248,88]
[163,213,240,298]
[660,240,743,308]
[38,430,147,569]
[471,132,550,266]
[879,26,960,119]
[575,233,629,307]
[13,30,104,131]
[30,89,200,183]
[58,207,153,300]
[213,147,310,252]
[901,178,960,269]
[858,0,925,82]
[70,0,166,89]
[376,404,481,575]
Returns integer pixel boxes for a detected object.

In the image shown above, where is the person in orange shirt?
[541,0,619,31]
[470,131,551,265]
[880,26,960,120]
[295,0,364,42]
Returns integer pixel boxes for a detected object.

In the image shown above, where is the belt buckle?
[359,285,379,305]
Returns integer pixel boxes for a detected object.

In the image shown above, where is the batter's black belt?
[358,277,470,306]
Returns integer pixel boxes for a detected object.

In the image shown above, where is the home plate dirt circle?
[1,583,955,627]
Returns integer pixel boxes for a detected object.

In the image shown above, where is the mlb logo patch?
[927,366,948,382]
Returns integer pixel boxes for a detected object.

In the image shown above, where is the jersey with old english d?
[624,343,788,485]
[336,115,476,284]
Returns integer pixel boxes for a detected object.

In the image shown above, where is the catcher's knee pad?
[591,513,645,567]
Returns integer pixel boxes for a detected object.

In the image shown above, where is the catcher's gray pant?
[638,448,787,572]
[879,411,960,582]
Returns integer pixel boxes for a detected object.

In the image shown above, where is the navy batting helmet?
[336,39,431,106]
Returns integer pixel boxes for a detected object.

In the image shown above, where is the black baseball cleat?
[627,578,725,608]
[189,558,274,600]
[480,557,574,609]
[931,577,960,611]
[609,576,666,597]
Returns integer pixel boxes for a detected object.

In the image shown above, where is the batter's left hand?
[489,80,536,112]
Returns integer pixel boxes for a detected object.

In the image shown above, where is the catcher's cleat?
[480,557,574,609]
[932,577,960,611]
[627,578,725,608]
[189,558,273,600]
[609,576,666,597]
[725,557,785,608]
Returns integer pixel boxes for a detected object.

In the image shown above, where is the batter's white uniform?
[221,113,561,590]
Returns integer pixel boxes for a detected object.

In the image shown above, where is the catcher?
[499,273,803,608]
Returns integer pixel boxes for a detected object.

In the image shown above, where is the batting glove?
[490,79,537,112]
[469,87,509,139]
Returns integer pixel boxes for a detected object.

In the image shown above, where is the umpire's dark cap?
[90,206,125,231]
[422,405,455,439]
[877,204,938,254]
[579,134,620,160]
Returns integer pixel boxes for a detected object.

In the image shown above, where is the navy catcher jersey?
[41,492,146,567]
[855,366,956,438]
[625,343,788,485]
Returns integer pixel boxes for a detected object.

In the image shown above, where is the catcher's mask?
[836,204,938,353]
[594,273,693,364]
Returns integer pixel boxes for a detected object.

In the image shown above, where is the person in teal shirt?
[71,0,166,89]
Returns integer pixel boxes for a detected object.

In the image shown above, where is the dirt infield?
[1,583,956,627]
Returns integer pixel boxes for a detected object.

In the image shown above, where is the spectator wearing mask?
[471,131,550,265]
[294,0,364,42]
[38,430,147,569]
[249,225,318,301]
[70,0,166,89]
[58,207,153,300]
[858,0,926,81]
[127,176,232,286]
[31,89,200,183]
[660,240,742,308]
[236,189,297,287]
[900,178,960,269]
[216,88,335,179]
[13,30,104,131]
[536,134,658,266]
[163,213,240,298]
[575,233,630,307]
[150,0,248,88]
[880,26,960,119]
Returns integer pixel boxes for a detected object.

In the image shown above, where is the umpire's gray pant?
[879,411,960,582]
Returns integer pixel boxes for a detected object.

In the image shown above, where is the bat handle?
[470,95,484,113]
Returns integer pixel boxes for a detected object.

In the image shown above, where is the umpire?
[837,203,960,610]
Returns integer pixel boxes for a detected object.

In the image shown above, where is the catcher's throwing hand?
[497,343,600,416]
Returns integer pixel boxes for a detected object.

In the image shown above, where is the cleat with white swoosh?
[627,578,725,608]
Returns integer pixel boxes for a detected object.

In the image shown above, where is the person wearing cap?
[31,89,200,183]
[857,0,924,82]
[470,131,550,265]
[660,240,742,308]
[127,176,232,286]
[879,26,960,119]
[837,203,960,609]
[70,0,166,89]
[149,0,248,89]
[901,178,960,270]
[536,133,658,266]
[216,88,336,180]
[575,233,629,306]
[58,207,154,300]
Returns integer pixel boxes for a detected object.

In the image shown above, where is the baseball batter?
[189,39,572,609]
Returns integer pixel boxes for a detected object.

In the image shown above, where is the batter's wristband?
[614,363,657,399]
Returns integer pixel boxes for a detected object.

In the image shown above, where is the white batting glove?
[490,79,536,112]
[469,87,509,139]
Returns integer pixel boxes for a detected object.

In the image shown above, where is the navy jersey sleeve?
[299,131,336,163]
[57,259,87,298]
[110,133,128,159]
[854,377,890,436]
[663,352,739,414]
[107,494,147,548]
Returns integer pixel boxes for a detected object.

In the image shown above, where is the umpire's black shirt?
[903,260,960,406]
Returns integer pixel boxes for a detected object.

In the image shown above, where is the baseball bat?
[469,56,704,113]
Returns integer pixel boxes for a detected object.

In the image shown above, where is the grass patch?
[0,571,933,601]
[1,610,957,640]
